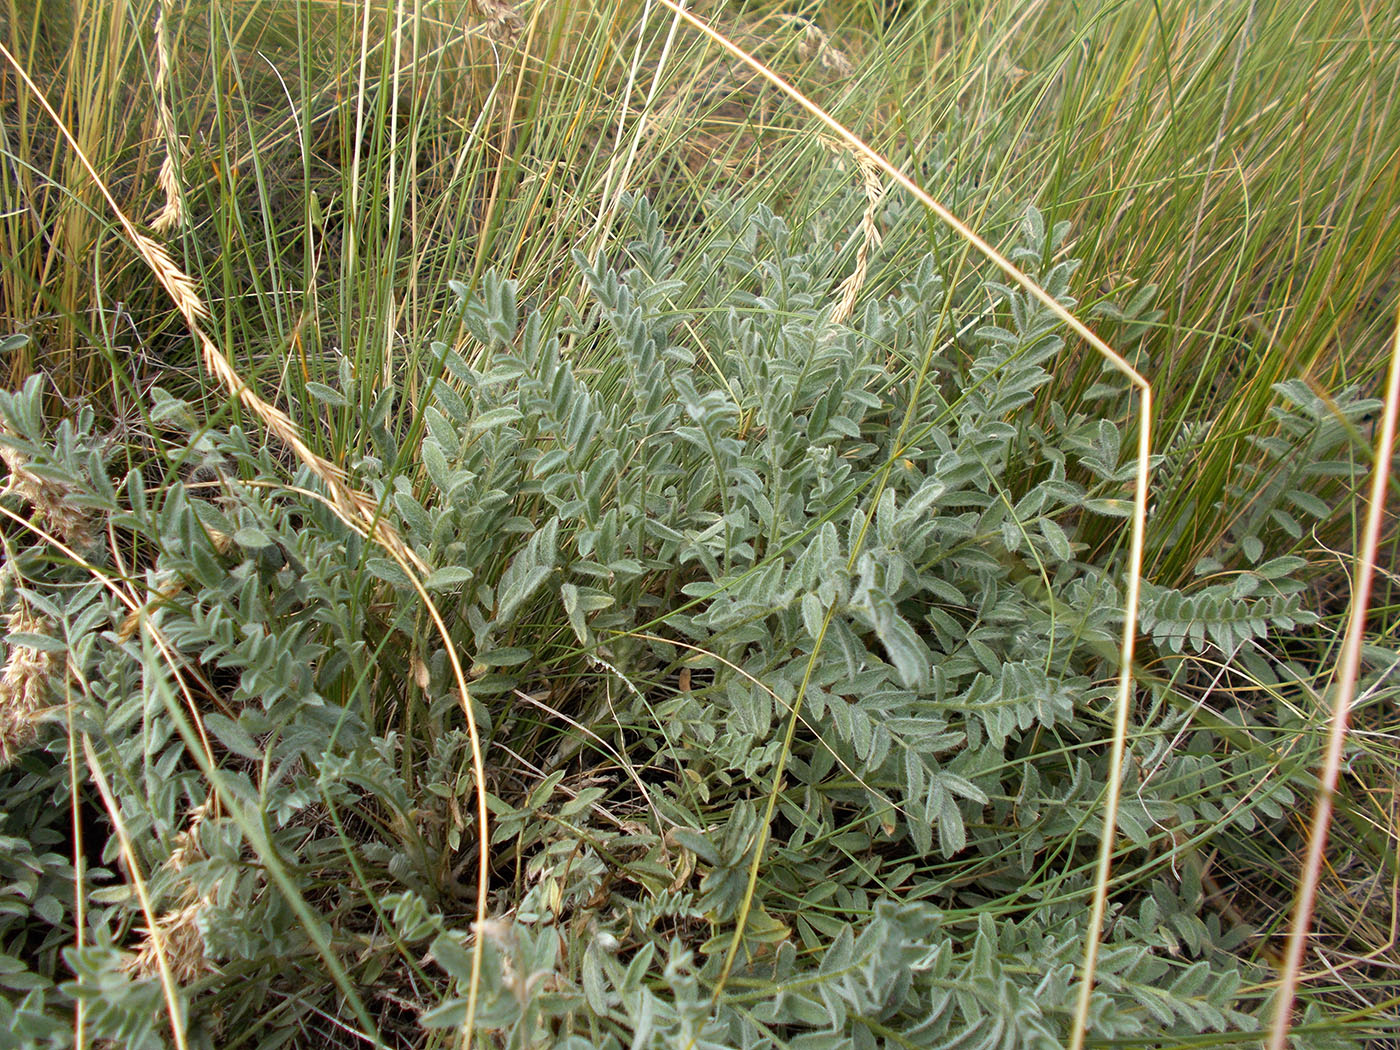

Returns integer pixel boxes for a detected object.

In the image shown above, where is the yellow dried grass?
[1267,303,1400,1050]
[84,736,192,1050]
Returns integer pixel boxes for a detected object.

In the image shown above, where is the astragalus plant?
[0,192,1379,1049]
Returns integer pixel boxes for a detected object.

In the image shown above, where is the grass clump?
[0,0,1397,1047]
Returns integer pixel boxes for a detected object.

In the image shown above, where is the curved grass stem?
[1267,301,1400,1050]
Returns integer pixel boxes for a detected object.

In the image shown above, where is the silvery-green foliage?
[0,195,1371,1048]
[1136,380,1376,656]
[0,767,75,1048]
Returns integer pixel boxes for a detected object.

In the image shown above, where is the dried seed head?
[821,138,886,325]
[149,152,187,233]
[0,608,57,768]
[794,19,854,78]
[0,434,97,550]
[125,898,210,985]
[147,0,188,233]
[168,802,211,872]
[131,233,209,323]
[475,0,523,45]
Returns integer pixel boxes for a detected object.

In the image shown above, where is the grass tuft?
[0,1,1396,1047]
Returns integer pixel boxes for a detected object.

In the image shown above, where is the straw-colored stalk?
[1266,303,1400,1050]
[582,0,689,270]
[83,738,191,1050]
[137,228,430,571]
[273,481,493,1048]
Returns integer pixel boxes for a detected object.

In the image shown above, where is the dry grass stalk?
[83,739,191,1050]
[0,607,57,768]
[148,0,187,233]
[132,225,427,573]
[197,320,427,571]
[1267,304,1400,1050]
[824,136,885,325]
[159,275,429,574]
